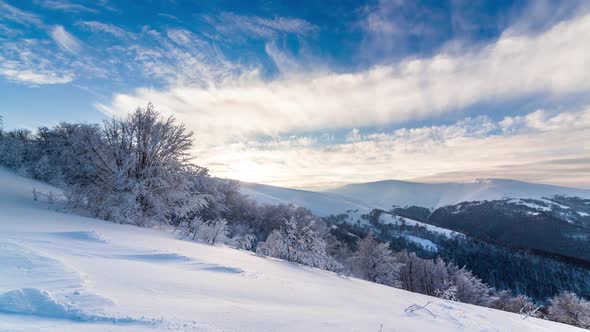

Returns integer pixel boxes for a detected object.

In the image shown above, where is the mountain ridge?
[239,178,590,216]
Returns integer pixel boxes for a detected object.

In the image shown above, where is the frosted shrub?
[547,291,590,328]
[257,217,341,271]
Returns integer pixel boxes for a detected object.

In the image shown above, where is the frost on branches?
[256,216,341,271]
[352,232,402,287]
[547,291,590,328]
[68,103,208,225]
[180,217,229,245]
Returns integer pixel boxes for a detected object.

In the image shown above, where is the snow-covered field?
[0,170,583,331]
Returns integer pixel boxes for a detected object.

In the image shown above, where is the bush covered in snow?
[256,216,341,271]
[547,291,590,328]
[351,232,402,287]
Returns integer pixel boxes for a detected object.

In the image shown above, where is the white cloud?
[500,109,590,133]
[264,42,302,74]
[206,12,317,40]
[0,0,43,26]
[0,65,73,84]
[346,128,361,142]
[50,25,81,54]
[78,21,130,39]
[0,40,75,85]
[197,107,590,189]
[35,0,98,13]
[99,11,590,147]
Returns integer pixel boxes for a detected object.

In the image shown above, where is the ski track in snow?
[0,168,584,331]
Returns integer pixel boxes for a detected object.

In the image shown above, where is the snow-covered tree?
[231,233,257,250]
[447,264,492,306]
[67,103,207,225]
[0,129,33,170]
[256,217,340,271]
[198,218,228,245]
[397,251,491,306]
[491,290,537,315]
[352,232,402,287]
[547,291,590,328]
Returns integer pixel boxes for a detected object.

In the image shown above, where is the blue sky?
[1,0,590,188]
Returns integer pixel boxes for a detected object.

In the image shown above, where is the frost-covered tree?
[198,218,228,245]
[547,291,590,328]
[447,264,492,306]
[68,103,207,225]
[397,251,491,305]
[231,233,257,250]
[398,253,448,296]
[491,290,537,315]
[352,232,402,287]
[295,223,341,271]
[0,129,34,170]
[256,217,340,271]
[257,216,298,260]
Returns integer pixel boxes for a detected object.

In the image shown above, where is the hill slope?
[240,181,370,216]
[0,170,583,331]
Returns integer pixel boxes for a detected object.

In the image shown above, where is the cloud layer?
[198,107,590,189]
[99,11,590,143]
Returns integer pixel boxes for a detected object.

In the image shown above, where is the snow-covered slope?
[379,213,461,237]
[325,178,590,210]
[0,170,583,331]
[240,181,370,217]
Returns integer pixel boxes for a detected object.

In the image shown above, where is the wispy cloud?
[0,63,74,84]
[34,0,99,13]
[206,12,317,41]
[49,25,82,54]
[0,40,75,84]
[78,20,130,39]
[0,0,43,26]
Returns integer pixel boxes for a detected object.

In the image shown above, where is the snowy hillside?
[0,170,583,331]
[240,178,590,222]
[325,179,590,210]
[240,181,370,217]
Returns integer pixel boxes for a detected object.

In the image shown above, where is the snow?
[0,169,583,331]
[400,235,439,252]
[539,198,570,210]
[379,213,461,237]
[325,179,590,210]
[506,199,552,212]
[240,182,370,217]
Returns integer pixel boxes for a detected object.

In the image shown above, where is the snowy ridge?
[240,178,590,219]
[240,181,371,217]
[325,178,590,210]
[0,171,584,331]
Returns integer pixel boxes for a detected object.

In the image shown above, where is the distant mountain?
[239,182,370,217]
[427,197,590,264]
[240,179,590,219]
[324,179,590,210]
